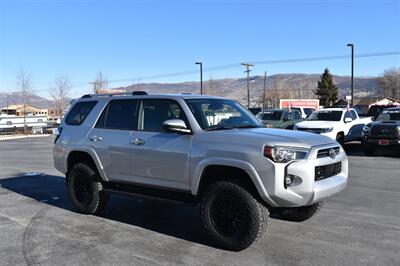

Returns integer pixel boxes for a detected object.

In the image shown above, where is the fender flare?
[191,157,276,206]
[65,147,109,181]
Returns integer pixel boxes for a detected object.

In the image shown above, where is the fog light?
[285,175,294,186]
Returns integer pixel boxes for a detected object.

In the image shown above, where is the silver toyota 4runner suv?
[54,92,348,251]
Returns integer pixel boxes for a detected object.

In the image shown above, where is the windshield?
[258,111,282,121]
[377,110,400,121]
[185,98,263,130]
[307,110,342,121]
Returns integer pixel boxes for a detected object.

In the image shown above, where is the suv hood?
[201,128,336,149]
[296,120,339,128]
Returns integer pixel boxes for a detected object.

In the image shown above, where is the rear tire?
[275,202,323,222]
[200,181,268,251]
[67,163,109,215]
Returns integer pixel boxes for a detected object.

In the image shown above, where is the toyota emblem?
[329,148,336,159]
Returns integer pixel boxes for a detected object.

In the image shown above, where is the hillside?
[119,74,380,105]
[0,74,381,108]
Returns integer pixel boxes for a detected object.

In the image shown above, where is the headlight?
[264,146,309,163]
[320,127,333,133]
[265,124,273,128]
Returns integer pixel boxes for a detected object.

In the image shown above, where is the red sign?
[280,99,320,110]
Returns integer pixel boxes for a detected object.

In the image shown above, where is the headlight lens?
[264,146,309,163]
[320,127,333,133]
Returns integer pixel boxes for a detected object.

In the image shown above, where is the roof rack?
[81,91,148,98]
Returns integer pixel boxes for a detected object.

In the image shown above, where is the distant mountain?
[0,92,53,109]
[116,73,380,105]
[0,74,381,108]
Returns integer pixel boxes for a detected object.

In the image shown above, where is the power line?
[1,50,399,93]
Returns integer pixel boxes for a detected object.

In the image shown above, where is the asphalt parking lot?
[0,136,399,265]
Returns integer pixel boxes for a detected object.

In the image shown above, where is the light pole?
[347,43,354,106]
[195,62,203,95]
[263,71,267,111]
[241,63,254,108]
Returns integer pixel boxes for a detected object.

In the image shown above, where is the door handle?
[131,138,145,145]
[89,136,103,142]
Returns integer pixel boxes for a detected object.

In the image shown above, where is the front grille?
[317,146,340,158]
[297,128,321,134]
[315,162,341,181]
[370,125,399,139]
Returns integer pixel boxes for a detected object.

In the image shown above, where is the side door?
[292,110,303,128]
[87,99,138,182]
[130,99,192,191]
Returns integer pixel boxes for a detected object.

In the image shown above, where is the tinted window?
[350,110,358,120]
[259,111,282,121]
[308,110,342,121]
[139,99,188,132]
[65,101,97,125]
[293,110,301,120]
[96,99,138,130]
[304,108,315,116]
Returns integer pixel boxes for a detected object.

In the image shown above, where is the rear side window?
[65,101,97,125]
[95,99,138,130]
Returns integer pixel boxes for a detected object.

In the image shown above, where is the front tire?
[67,163,109,215]
[200,181,269,251]
[275,202,323,222]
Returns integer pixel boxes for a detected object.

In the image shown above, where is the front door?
[130,99,192,191]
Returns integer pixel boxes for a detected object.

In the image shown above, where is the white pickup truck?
[294,108,372,144]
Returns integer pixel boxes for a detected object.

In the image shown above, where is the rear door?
[130,99,192,191]
[87,99,138,181]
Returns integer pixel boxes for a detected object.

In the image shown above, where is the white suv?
[54,92,348,251]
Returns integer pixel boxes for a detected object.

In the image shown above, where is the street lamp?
[195,62,203,95]
[347,43,354,106]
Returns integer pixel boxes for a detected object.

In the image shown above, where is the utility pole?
[263,71,267,111]
[241,63,254,108]
[347,43,354,106]
[195,62,203,95]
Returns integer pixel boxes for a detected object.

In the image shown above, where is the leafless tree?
[16,69,33,134]
[51,75,72,117]
[91,71,108,94]
[378,67,400,100]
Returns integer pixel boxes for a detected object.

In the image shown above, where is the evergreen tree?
[314,68,339,106]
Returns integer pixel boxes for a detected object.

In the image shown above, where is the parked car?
[54,92,348,251]
[256,109,303,129]
[294,108,372,144]
[291,107,316,119]
[361,107,400,155]
[367,104,400,121]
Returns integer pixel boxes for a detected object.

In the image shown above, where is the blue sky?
[0,0,399,97]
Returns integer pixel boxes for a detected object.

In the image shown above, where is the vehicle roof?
[317,108,354,111]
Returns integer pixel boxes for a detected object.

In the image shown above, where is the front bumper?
[263,143,348,208]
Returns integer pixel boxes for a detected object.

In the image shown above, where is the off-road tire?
[200,181,269,251]
[276,202,323,222]
[67,163,109,215]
